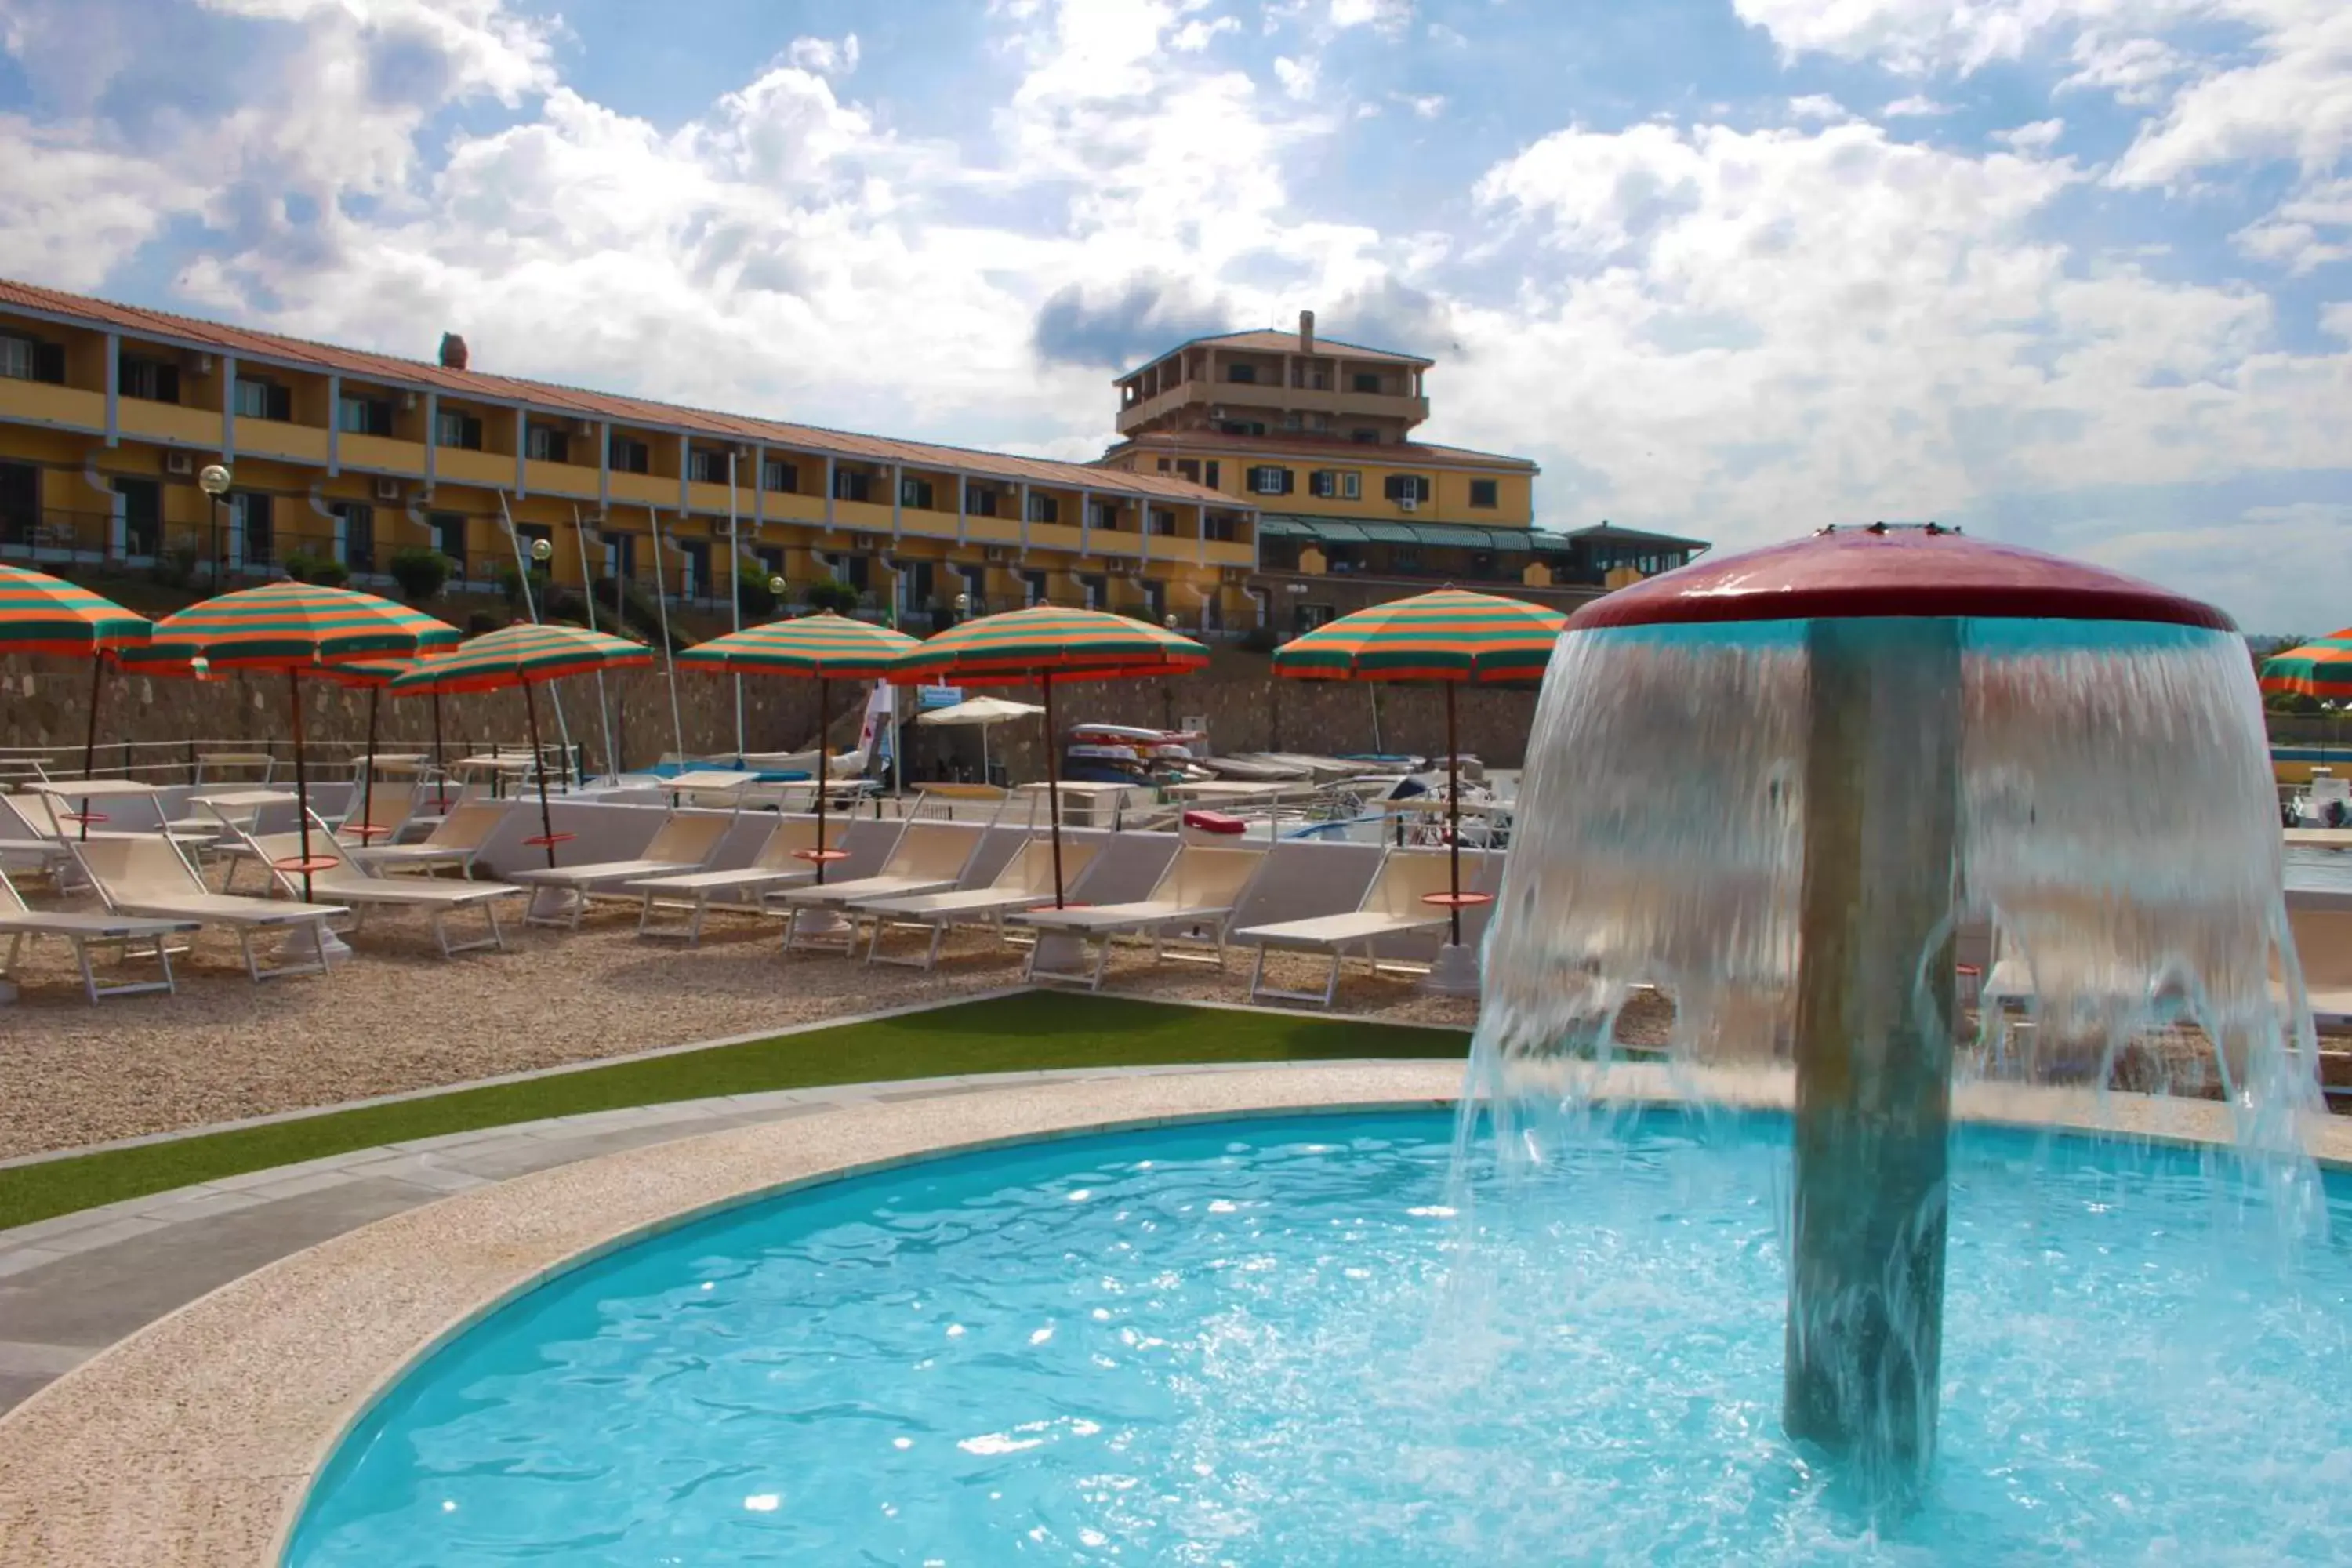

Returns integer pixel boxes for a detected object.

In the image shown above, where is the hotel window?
[687,448,731,485]
[1247,465,1294,496]
[1022,570,1048,606]
[0,333,64,384]
[230,491,273,564]
[437,408,485,450]
[336,394,392,436]
[1091,500,1122,530]
[899,475,935,510]
[1203,512,1240,543]
[525,424,570,463]
[233,376,292,421]
[118,354,180,404]
[426,511,466,575]
[1226,363,1258,384]
[1283,412,1302,431]
[1148,508,1177,535]
[1174,458,1200,481]
[1026,492,1059,524]
[832,467,871,503]
[1308,470,1360,500]
[332,502,376,572]
[1469,479,1499,508]
[1352,372,1383,394]
[1351,428,1379,444]
[0,461,37,540]
[1219,420,1267,437]
[762,458,797,493]
[678,539,710,599]
[1203,460,1220,489]
[964,482,998,517]
[756,545,785,579]
[608,434,651,474]
[1383,474,1432,503]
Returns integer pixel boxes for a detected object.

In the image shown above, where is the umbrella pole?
[78,655,105,841]
[290,670,315,902]
[360,684,379,837]
[814,677,829,886]
[1044,674,1065,909]
[524,680,557,869]
[430,688,448,812]
[1445,681,1461,946]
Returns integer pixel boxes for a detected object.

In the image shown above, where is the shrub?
[387,546,452,604]
[804,578,860,615]
[1239,624,1281,655]
[281,551,350,589]
[465,611,503,636]
[149,544,198,590]
[735,561,779,620]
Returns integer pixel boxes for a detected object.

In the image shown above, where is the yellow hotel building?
[0,280,1703,633]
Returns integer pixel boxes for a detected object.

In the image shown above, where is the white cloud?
[2233,177,2352,273]
[1330,0,1413,34]
[2078,502,2352,637]
[784,34,860,77]
[1274,55,1319,100]
[1996,118,2067,152]
[1786,93,1850,122]
[1396,92,1446,120]
[1428,21,1468,47]
[1883,95,1956,118]
[2059,32,2190,106]
[2110,6,2352,188]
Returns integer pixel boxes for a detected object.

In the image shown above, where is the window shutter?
[267,384,292,421]
[1416,476,1432,502]
[1279,469,1294,495]
[33,343,65,385]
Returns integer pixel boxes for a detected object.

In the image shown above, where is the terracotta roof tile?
[0,277,1238,508]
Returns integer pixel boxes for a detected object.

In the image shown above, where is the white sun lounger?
[344,800,508,879]
[0,867,199,1004]
[773,819,989,954]
[507,809,738,929]
[243,825,524,958]
[67,833,347,983]
[858,838,1102,970]
[1232,848,1461,1007]
[626,815,842,945]
[1013,843,1269,990]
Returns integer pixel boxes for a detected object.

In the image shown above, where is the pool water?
[289,1112,2352,1566]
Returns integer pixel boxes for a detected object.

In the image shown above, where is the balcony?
[234,419,328,465]
[524,456,597,498]
[337,432,426,477]
[1114,376,1429,436]
[1203,539,1256,569]
[960,514,1021,546]
[433,445,509,489]
[0,379,105,433]
[1025,521,1084,554]
[607,468,670,508]
[117,398,222,448]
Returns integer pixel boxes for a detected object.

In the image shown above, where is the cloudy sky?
[2,0,2346,633]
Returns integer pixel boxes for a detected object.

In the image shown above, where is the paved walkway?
[0,1058,1450,1414]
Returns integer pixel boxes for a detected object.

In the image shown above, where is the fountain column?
[1784,615,1960,1486]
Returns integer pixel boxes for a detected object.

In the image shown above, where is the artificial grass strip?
[0,994,1468,1231]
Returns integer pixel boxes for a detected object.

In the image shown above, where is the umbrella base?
[1418,942,1481,997]
[278,925,354,969]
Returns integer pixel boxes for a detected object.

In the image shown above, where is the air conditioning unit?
[374,477,402,503]
[164,451,194,477]
[399,391,418,413]
[575,418,596,438]
[186,352,214,377]
[1398,496,1418,513]
[1210,407,1227,420]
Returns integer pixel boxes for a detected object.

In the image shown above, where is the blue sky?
[0,0,2345,632]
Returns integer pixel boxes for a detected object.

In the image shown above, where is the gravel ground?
[0,896,1484,1160]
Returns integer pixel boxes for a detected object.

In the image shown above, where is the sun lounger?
[0,794,74,880]
[507,808,738,928]
[1232,848,1459,1007]
[0,867,199,1004]
[243,826,524,957]
[1013,844,1269,990]
[626,815,841,945]
[343,799,507,879]
[773,820,989,954]
[325,778,420,844]
[858,838,1102,970]
[67,832,347,983]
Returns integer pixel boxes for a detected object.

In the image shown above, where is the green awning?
[1353,521,1426,544]
[1258,514,1569,553]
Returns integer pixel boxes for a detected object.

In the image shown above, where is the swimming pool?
[288,1110,2352,1565]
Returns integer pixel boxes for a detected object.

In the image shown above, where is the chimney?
[1298,309,1315,354]
[437,332,470,371]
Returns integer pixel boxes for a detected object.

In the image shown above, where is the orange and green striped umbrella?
[2262,630,2352,701]
[678,612,917,677]
[887,604,1209,908]
[1270,588,1566,684]
[391,625,654,864]
[143,580,459,670]
[680,614,921,882]
[0,564,149,657]
[387,623,652,697]
[887,603,1207,687]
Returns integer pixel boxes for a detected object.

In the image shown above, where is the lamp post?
[198,463,232,586]
[1162,612,1179,730]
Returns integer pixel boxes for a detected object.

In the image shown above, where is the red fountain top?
[1566,523,2235,633]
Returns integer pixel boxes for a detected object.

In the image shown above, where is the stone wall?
[4,646,1542,781]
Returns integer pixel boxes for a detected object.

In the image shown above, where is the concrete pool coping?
[1,1062,2346,1567]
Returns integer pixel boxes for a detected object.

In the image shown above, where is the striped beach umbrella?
[1272,589,1570,942]
[888,604,1210,907]
[0,564,151,789]
[141,583,459,898]
[2261,630,2352,702]
[680,613,920,883]
[391,625,654,864]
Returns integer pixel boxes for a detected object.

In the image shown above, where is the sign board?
[916,685,967,711]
